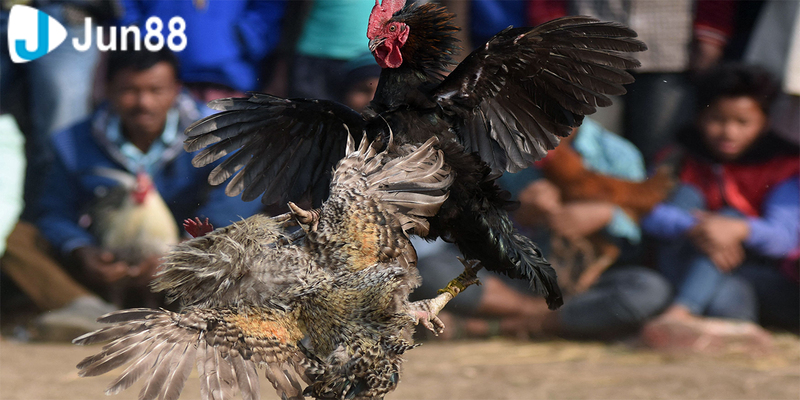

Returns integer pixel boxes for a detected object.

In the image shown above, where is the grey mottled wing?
[152,213,313,309]
[432,16,646,172]
[74,307,312,400]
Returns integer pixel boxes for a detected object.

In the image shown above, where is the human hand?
[689,213,749,271]
[689,213,749,250]
[128,254,162,287]
[705,243,746,273]
[516,179,562,226]
[548,201,615,240]
[73,246,129,284]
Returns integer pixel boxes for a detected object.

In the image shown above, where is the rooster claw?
[413,310,446,335]
[288,202,321,232]
[183,217,213,238]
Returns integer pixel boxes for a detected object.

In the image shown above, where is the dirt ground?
[1,333,798,400]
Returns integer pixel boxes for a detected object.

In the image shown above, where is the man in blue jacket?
[1,44,262,340]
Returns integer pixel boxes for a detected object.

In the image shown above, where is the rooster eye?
[389,25,396,32]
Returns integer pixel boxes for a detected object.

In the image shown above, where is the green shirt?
[297,0,375,60]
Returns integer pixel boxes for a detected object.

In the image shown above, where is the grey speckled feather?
[74,136,454,400]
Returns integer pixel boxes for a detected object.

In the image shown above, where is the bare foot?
[641,306,773,355]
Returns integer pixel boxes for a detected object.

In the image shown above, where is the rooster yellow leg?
[410,258,483,335]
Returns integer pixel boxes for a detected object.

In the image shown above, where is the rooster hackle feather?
[74,135,481,400]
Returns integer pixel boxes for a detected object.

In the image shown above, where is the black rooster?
[184,0,646,309]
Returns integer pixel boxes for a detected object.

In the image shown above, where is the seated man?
[0,44,262,340]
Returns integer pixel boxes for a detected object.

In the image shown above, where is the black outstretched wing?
[432,16,646,172]
[185,93,368,207]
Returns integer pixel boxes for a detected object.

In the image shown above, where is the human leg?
[0,221,116,340]
[704,274,758,321]
[557,266,672,339]
[737,262,800,331]
[0,221,90,310]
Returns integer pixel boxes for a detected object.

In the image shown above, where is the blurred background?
[0,0,797,399]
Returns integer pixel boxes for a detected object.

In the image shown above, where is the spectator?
[338,52,381,112]
[412,118,673,341]
[119,0,286,102]
[641,64,798,350]
[287,0,376,100]
[0,44,262,341]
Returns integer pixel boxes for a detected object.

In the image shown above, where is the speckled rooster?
[184,0,648,310]
[73,136,480,400]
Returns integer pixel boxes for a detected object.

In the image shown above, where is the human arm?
[35,150,97,256]
[641,184,704,240]
[688,178,798,261]
[72,245,129,284]
[515,179,562,227]
[742,178,799,258]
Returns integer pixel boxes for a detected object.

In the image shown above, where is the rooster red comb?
[367,0,406,39]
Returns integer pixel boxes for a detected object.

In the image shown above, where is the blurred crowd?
[0,0,797,355]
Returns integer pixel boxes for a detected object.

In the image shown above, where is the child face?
[698,96,768,161]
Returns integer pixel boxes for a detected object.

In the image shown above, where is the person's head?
[106,42,181,141]
[339,53,382,112]
[694,64,779,161]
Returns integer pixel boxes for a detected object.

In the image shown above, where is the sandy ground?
[1,334,798,400]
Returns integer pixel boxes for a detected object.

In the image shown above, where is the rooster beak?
[369,37,386,52]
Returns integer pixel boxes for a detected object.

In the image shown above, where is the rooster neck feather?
[393,2,460,78]
[371,4,460,110]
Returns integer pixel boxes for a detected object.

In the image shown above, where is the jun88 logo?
[8,5,187,63]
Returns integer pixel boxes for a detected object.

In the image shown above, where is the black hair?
[695,63,779,113]
[106,36,180,84]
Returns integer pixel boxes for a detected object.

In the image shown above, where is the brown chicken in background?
[532,132,674,295]
[74,136,481,400]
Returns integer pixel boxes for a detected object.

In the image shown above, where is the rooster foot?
[408,300,447,335]
[183,217,214,238]
[288,202,321,232]
[410,258,483,336]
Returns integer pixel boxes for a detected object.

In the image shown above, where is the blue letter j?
[15,10,49,61]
